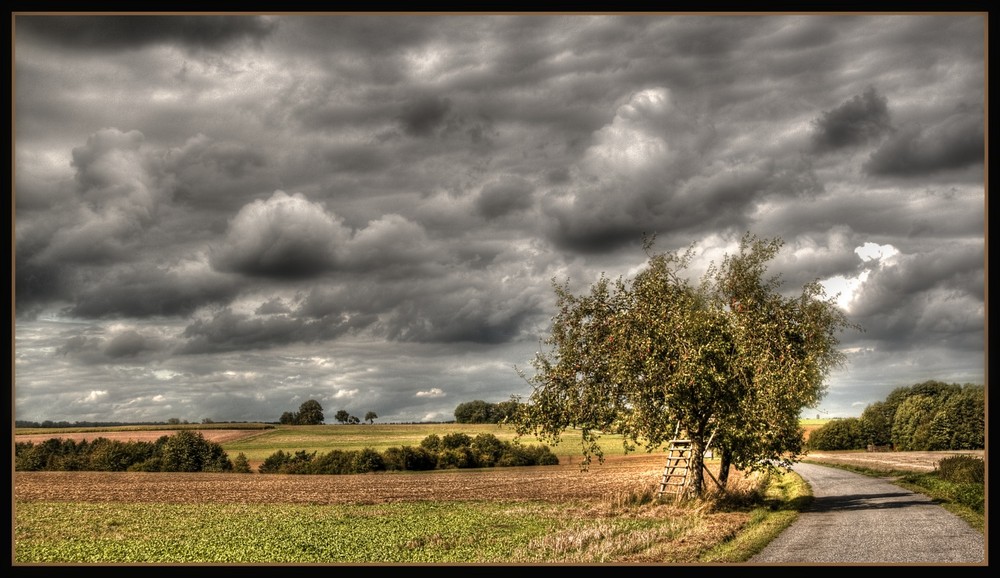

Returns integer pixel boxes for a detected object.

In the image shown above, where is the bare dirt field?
[14,453,671,505]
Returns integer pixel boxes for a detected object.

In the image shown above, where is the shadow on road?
[808,491,936,512]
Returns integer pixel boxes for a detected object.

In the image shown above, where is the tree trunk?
[718,446,732,488]
[689,438,705,496]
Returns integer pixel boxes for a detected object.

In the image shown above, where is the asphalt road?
[749,462,985,564]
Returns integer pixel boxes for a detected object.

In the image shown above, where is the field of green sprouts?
[14,497,749,564]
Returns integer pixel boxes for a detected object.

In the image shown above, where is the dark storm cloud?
[51,327,167,365]
[811,87,892,152]
[179,308,369,354]
[66,263,241,319]
[15,15,277,52]
[15,239,75,318]
[103,330,167,359]
[378,287,544,345]
[863,108,984,177]
[163,134,271,208]
[209,191,350,279]
[398,95,453,137]
[475,176,535,219]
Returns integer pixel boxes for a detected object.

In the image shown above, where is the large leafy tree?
[703,234,857,486]
[512,233,857,495]
[296,400,325,425]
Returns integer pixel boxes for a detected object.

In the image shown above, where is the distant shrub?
[401,446,438,471]
[14,432,233,473]
[441,432,473,450]
[935,455,984,484]
[258,450,293,474]
[806,417,866,450]
[256,433,560,475]
[232,452,252,473]
[351,448,386,473]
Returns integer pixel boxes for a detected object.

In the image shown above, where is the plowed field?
[14,453,671,505]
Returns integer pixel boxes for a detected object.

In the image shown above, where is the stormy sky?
[13,14,986,424]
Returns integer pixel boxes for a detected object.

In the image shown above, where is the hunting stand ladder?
[657,422,718,500]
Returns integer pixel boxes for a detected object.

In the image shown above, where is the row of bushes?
[14,431,559,475]
[257,432,558,474]
[14,431,234,472]
[807,381,984,451]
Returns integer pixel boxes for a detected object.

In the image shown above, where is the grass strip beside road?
[699,468,812,563]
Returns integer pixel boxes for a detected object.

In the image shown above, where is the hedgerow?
[14,431,233,472]
[257,432,558,474]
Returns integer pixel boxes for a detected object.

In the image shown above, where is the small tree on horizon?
[365,411,378,424]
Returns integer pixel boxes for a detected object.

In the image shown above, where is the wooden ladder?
[657,438,693,499]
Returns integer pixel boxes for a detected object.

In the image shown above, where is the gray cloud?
[811,86,893,152]
[66,262,241,319]
[15,15,277,52]
[179,308,368,354]
[14,14,985,423]
[104,330,168,359]
[475,176,535,219]
[398,95,453,137]
[210,191,350,279]
[863,108,984,176]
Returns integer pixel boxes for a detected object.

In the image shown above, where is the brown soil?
[14,453,672,505]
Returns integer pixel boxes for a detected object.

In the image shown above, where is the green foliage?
[806,418,866,450]
[12,501,568,563]
[258,450,292,474]
[441,432,473,450]
[352,448,386,473]
[296,400,325,425]
[471,433,506,467]
[14,432,233,473]
[277,400,325,425]
[232,453,252,474]
[257,433,558,474]
[935,455,984,485]
[859,401,894,446]
[891,395,937,451]
[511,232,857,495]
[901,468,985,516]
[311,450,356,474]
[453,400,519,423]
[808,381,983,451]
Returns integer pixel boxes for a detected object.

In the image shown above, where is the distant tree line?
[453,400,520,424]
[14,431,245,473]
[257,432,558,474]
[278,400,378,425]
[807,380,984,451]
[16,419,197,428]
